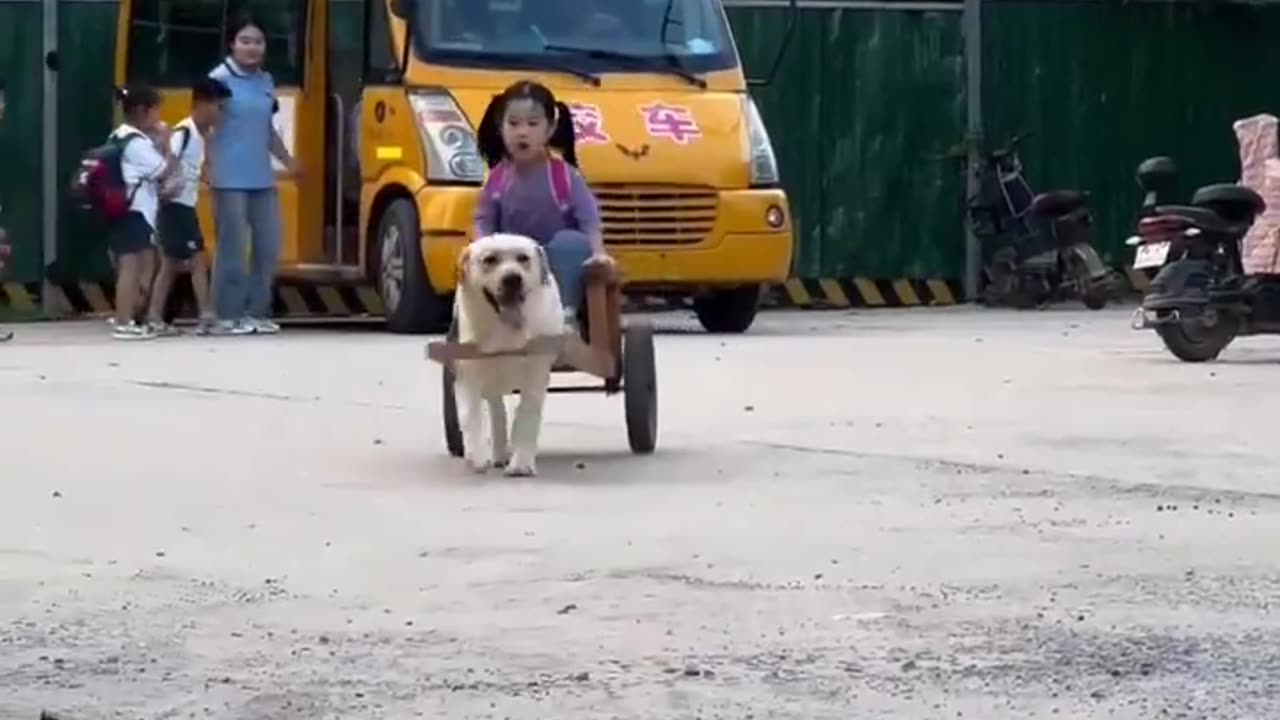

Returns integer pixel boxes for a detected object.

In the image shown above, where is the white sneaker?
[112,321,157,341]
[193,316,216,336]
[209,319,254,336]
[246,317,281,335]
[147,320,183,337]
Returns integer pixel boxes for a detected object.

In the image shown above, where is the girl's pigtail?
[550,101,579,167]
[476,94,506,169]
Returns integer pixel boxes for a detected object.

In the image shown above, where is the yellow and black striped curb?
[3,280,654,318]
[0,283,42,315]
[764,278,965,308]
[0,271,1157,319]
[3,278,968,316]
[0,281,388,319]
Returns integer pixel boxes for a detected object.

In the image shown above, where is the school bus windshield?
[413,0,738,77]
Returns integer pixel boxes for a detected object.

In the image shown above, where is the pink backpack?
[485,158,574,217]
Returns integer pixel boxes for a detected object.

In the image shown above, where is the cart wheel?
[441,321,464,457]
[623,323,658,454]
[442,363,464,457]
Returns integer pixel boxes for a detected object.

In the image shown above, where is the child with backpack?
[145,77,232,336]
[472,80,613,326]
[73,83,177,339]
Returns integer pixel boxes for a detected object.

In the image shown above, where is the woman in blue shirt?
[207,14,299,335]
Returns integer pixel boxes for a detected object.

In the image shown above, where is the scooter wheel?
[1011,277,1050,310]
[1082,283,1109,310]
[1155,313,1237,362]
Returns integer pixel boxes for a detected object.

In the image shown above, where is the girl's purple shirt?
[473,159,602,244]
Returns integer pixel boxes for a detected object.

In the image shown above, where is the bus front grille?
[593,185,718,246]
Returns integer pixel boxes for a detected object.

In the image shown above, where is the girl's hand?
[586,251,615,268]
[151,123,172,147]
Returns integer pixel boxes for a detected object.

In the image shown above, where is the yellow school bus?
[116,0,796,333]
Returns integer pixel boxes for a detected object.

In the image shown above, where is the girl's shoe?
[193,316,217,336]
[112,321,157,341]
[147,320,183,337]
[563,307,581,334]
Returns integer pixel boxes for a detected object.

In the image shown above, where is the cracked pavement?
[1,307,1279,718]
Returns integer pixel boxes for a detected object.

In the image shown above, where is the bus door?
[324,0,367,275]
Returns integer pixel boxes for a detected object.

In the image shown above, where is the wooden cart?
[425,262,658,455]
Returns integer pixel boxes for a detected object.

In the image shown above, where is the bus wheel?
[375,198,448,334]
[693,285,762,334]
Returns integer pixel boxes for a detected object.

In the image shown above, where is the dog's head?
[458,233,550,328]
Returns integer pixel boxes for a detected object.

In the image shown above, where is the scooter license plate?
[1133,241,1170,269]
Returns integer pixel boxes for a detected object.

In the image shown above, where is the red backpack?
[69,130,146,222]
[485,158,574,226]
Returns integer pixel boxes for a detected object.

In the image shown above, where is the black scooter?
[1128,157,1271,362]
[965,133,1113,310]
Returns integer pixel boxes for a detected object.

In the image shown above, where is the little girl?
[108,83,177,340]
[473,80,612,324]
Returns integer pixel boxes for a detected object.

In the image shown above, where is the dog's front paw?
[492,446,511,469]
[503,454,537,477]
[465,451,495,474]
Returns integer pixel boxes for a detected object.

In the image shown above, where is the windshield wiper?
[472,51,601,86]
[543,43,707,88]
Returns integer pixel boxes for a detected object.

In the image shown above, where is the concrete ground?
[1,306,1279,719]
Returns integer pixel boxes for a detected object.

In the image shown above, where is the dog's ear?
[456,246,470,286]
[537,244,550,286]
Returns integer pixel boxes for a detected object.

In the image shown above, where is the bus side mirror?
[746,0,798,87]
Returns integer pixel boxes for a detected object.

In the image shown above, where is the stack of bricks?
[1234,113,1280,274]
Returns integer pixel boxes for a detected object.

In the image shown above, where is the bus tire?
[375,198,448,334]
[693,285,762,334]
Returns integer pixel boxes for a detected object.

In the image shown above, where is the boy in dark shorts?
[147,76,232,336]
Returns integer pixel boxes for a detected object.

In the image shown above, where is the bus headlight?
[407,90,485,184]
[742,95,779,187]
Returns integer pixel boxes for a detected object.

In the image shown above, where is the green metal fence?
[729,2,968,281]
[57,0,121,283]
[0,0,120,302]
[0,0,46,288]
[982,0,1280,267]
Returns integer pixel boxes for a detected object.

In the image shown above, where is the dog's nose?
[501,273,523,292]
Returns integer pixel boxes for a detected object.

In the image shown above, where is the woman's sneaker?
[209,319,254,336]
[112,321,157,341]
[245,317,281,335]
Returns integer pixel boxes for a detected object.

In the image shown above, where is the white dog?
[452,233,565,476]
